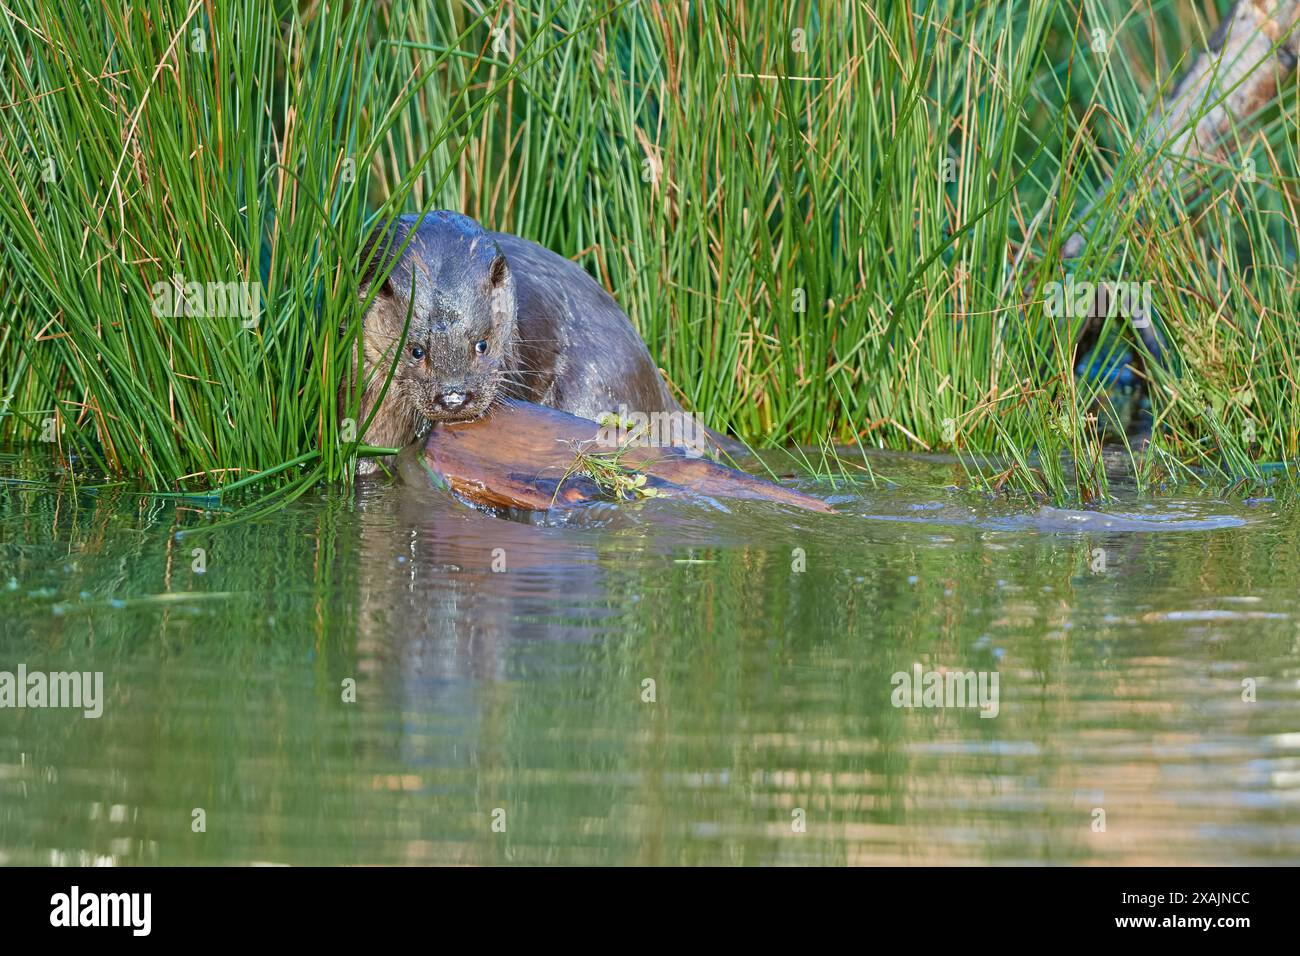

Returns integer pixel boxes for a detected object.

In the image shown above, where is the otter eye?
[474,339,488,355]
[410,345,425,360]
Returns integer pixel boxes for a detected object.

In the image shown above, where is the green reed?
[1,1,1296,503]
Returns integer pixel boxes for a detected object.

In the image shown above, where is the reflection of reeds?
[3,458,1299,864]
[2,2,1299,503]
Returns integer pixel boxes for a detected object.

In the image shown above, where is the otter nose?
[436,389,470,410]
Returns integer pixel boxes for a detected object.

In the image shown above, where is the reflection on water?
[1,451,1298,865]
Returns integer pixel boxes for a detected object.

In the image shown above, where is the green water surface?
[1,452,1297,865]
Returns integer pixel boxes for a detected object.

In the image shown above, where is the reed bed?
[1,0,1295,502]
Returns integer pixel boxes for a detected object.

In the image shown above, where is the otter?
[346,211,727,474]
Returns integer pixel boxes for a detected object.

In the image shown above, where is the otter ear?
[488,254,509,288]
[358,275,392,303]
[359,219,409,299]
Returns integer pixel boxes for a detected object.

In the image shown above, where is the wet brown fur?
[346,212,723,473]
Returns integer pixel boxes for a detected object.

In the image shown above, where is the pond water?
[1,450,1297,865]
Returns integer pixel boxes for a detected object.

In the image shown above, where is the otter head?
[356,212,517,446]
